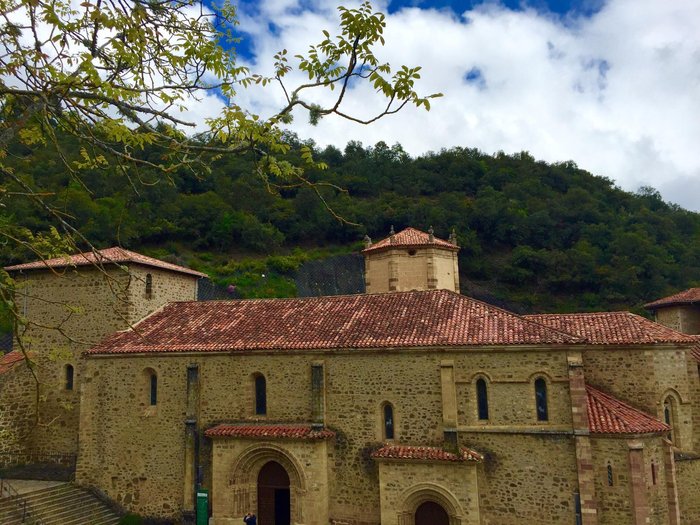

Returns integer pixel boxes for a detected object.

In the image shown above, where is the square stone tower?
[3,247,206,457]
[645,288,700,334]
[362,227,460,293]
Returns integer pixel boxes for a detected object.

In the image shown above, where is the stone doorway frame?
[397,482,464,525]
[228,444,306,524]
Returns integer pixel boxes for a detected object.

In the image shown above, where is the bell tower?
[362,227,460,294]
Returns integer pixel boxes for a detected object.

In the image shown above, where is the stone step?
[37,497,114,524]
[0,481,121,525]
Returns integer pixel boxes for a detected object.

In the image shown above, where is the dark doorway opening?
[415,500,449,525]
[257,461,291,525]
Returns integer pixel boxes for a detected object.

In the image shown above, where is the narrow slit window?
[383,403,394,440]
[145,273,153,299]
[651,462,657,485]
[476,378,489,420]
[535,378,548,421]
[149,372,158,406]
[664,396,676,443]
[65,364,74,391]
[255,375,267,415]
[607,464,614,486]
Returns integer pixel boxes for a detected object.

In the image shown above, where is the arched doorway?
[257,461,290,525]
[415,500,449,525]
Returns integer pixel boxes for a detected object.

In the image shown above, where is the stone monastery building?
[1,227,700,525]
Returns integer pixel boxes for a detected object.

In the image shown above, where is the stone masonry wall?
[590,437,669,525]
[77,346,576,523]
[464,432,578,525]
[656,308,683,333]
[364,248,458,294]
[127,265,199,326]
[655,306,700,336]
[14,267,131,455]
[11,265,198,457]
[583,347,696,451]
[676,456,700,524]
[0,360,36,457]
[376,459,480,525]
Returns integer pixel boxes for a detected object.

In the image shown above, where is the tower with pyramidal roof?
[362,226,460,293]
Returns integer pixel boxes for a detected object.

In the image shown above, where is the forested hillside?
[3,132,700,324]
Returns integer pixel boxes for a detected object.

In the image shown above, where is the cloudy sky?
[208,0,700,210]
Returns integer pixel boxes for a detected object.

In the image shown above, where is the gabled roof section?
[586,385,670,435]
[87,289,580,355]
[205,424,335,440]
[372,445,483,463]
[0,352,27,375]
[524,311,695,345]
[362,227,458,254]
[4,247,207,278]
[645,288,700,310]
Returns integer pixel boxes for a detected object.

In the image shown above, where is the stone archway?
[398,483,464,525]
[228,444,306,524]
[257,461,290,525]
[415,500,449,525]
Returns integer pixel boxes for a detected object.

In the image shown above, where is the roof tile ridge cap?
[80,246,129,265]
[223,292,368,304]
[448,290,584,343]
[527,310,630,318]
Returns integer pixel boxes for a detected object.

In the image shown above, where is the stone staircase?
[0,482,121,525]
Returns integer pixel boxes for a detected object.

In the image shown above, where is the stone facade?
[655,306,700,336]
[0,357,36,457]
[5,236,700,525]
[364,248,459,294]
[4,258,199,459]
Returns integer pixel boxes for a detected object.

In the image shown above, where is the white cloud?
[233,0,700,210]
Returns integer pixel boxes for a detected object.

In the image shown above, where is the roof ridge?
[5,246,207,277]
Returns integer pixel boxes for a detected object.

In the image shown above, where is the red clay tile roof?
[372,445,483,462]
[692,347,700,363]
[524,312,695,345]
[644,288,700,310]
[86,289,581,355]
[689,337,700,363]
[0,352,27,375]
[4,247,207,278]
[205,424,335,440]
[362,227,458,254]
[586,385,670,434]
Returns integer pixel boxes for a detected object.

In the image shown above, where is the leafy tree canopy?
[0,0,438,339]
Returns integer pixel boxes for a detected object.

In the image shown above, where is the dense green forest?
[3,131,700,332]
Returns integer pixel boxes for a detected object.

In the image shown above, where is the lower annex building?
[1,227,700,525]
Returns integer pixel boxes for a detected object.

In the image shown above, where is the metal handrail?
[0,478,45,525]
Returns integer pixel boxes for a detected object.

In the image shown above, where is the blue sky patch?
[387,0,605,17]
[464,67,487,89]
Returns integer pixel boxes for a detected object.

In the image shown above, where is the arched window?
[663,396,677,443]
[607,463,614,486]
[149,371,158,406]
[535,378,548,421]
[145,273,153,299]
[255,374,267,415]
[65,364,74,391]
[383,403,395,440]
[476,378,489,420]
